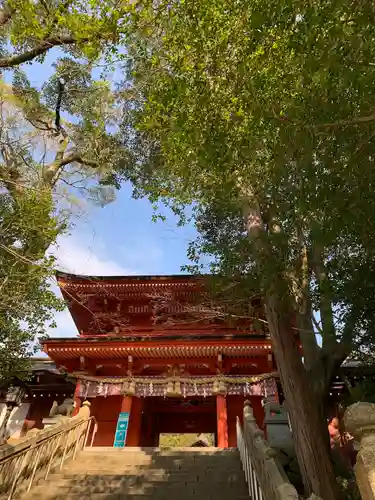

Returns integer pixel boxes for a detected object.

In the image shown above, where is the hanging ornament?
[150,382,153,395]
[212,379,220,395]
[128,381,136,396]
[246,382,250,395]
[194,382,198,395]
[203,387,206,398]
[84,382,90,399]
[175,381,182,397]
[104,384,108,398]
[183,383,186,398]
[213,379,227,395]
[163,388,167,399]
[166,380,174,397]
[97,382,104,395]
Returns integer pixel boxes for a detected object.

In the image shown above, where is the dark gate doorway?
[140,397,217,447]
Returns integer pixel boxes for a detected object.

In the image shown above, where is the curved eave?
[43,339,273,361]
[56,271,206,286]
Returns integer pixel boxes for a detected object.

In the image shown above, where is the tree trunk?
[265,293,340,500]
[242,196,340,499]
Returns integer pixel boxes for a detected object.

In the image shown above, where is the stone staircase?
[20,447,249,500]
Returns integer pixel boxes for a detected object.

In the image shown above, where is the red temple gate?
[43,273,279,448]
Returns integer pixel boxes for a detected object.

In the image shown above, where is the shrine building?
[42,273,279,448]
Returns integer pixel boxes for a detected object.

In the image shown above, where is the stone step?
[57,472,245,487]
[17,448,248,500]
[64,460,242,471]
[27,482,247,495]
[21,494,250,500]
[20,475,248,493]
[83,447,239,454]
[72,452,241,469]
[65,460,241,472]
[81,449,240,460]
[73,456,241,464]
[43,472,247,488]
[20,482,249,500]
[63,470,245,484]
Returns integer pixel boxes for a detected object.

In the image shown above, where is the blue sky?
[6,52,197,340]
[6,48,324,349]
[48,183,197,338]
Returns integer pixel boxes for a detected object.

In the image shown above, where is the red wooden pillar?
[120,395,133,446]
[216,395,228,448]
[127,397,143,446]
[73,380,81,416]
[121,395,133,414]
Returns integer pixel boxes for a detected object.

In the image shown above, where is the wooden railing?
[0,405,97,500]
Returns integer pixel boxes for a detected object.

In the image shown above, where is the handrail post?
[83,419,92,449]
[90,421,98,447]
[7,446,32,500]
[72,421,84,461]
[26,445,43,493]
[60,427,72,471]
[45,434,63,480]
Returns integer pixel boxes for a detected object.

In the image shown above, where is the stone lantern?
[344,401,375,500]
[0,385,26,445]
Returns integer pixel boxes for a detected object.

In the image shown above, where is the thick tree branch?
[55,153,99,169]
[317,113,375,129]
[0,35,78,68]
[312,314,323,335]
[0,142,23,194]
[307,342,350,401]
[341,308,358,347]
[43,151,99,185]
[277,112,375,130]
[311,245,336,349]
[295,242,320,370]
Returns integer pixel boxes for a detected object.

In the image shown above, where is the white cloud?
[45,230,163,340]
[46,233,138,339]
[49,234,137,276]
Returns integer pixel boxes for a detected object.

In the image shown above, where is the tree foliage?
[0,0,130,68]
[121,2,375,497]
[0,0,131,382]
[122,0,375,391]
[0,187,63,384]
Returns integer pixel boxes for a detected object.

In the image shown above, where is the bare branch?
[55,79,65,132]
[0,35,79,68]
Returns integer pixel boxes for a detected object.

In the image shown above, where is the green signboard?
[113,411,129,448]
